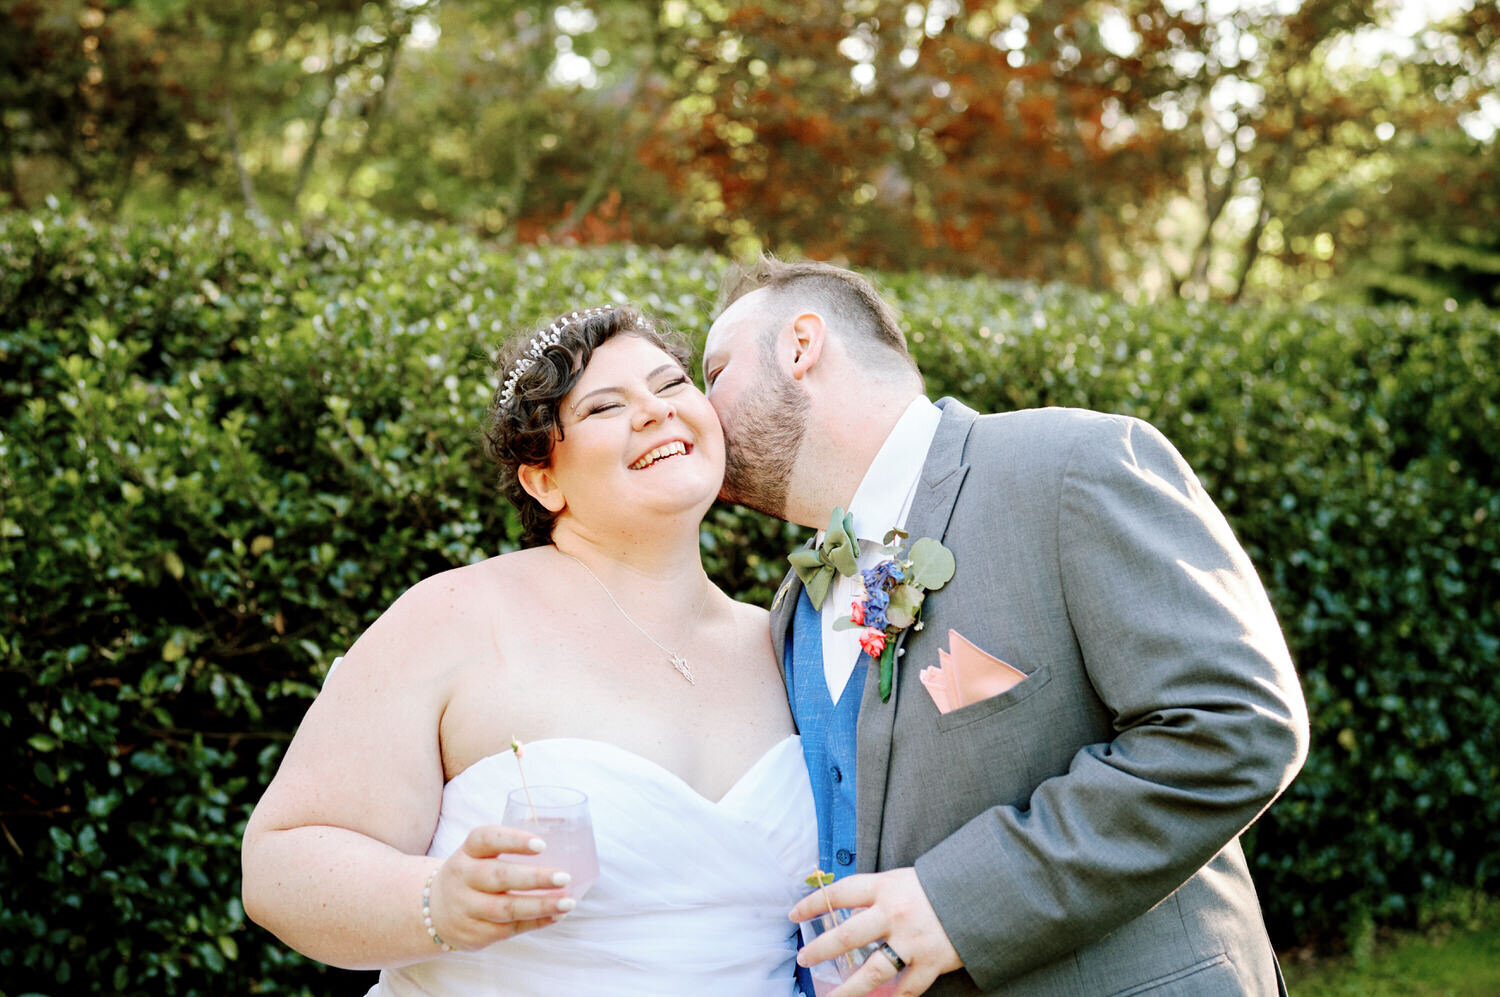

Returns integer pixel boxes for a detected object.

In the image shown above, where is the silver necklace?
[561,552,706,685]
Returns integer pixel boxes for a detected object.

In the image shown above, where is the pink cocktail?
[502,786,600,900]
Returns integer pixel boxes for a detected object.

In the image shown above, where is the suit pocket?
[933,660,1053,733]
[1106,953,1234,996]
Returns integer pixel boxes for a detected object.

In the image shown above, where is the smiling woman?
[483,306,698,547]
[240,303,816,997]
[511,331,726,545]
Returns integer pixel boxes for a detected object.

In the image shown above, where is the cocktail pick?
[511,736,536,821]
[805,868,836,916]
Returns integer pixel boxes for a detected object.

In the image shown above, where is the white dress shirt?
[818,396,943,702]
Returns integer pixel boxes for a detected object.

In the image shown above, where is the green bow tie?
[788,507,861,610]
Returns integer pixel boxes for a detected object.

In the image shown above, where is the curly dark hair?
[481,306,693,547]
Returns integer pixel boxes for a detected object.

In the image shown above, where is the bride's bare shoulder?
[724,591,771,624]
[396,547,546,605]
[348,549,549,658]
[713,588,773,646]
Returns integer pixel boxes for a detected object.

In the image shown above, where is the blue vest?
[787,588,866,880]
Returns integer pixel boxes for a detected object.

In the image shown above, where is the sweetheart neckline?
[447,734,802,807]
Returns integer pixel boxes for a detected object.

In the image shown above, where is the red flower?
[859,627,887,658]
[850,600,866,626]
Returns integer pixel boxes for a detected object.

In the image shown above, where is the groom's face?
[702,290,810,519]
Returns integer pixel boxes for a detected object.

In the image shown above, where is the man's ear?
[517,463,566,513]
[788,312,826,380]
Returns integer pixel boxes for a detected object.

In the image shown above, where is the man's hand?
[790,867,962,997]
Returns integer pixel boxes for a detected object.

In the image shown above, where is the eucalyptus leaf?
[885,584,925,629]
[906,537,956,590]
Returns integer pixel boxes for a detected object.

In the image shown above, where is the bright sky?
[1336,0,1495,139]
[1108,0,1474,62]
[1116,0,1495,139]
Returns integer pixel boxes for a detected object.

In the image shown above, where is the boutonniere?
[834,529,956,701]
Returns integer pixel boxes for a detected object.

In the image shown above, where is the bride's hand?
[427,824,575,949]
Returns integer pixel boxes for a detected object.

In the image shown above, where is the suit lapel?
[855,398,977,871]
[770,541,811,676]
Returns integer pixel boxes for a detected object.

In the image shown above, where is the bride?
[241,306,817,995]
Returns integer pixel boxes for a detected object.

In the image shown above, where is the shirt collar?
[846,396,943,543]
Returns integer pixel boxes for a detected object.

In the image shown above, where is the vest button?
[835,848,853,866]
[830,765,843,783]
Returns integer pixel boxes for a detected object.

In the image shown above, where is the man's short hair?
[718,254,919,378]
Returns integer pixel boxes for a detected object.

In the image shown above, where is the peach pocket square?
[919,629,1029,714]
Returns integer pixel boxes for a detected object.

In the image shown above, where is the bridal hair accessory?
[422,869,454,952]
[787,506,860,610]
[562,551,705,684]
[497,306,615,408]
[833,529,956,702]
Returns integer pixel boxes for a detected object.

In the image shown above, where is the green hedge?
[1,209,1495,994]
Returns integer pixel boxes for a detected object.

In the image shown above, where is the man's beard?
[719,354,808,520]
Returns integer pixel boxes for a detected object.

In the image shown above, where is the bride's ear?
[517,463,566,513]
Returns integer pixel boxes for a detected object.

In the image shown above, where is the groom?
[701,256,1309,997]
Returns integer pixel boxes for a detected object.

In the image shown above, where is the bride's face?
[528,334,726,529]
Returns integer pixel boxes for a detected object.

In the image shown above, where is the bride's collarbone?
[440,662,790,794]
[492,619,768,688]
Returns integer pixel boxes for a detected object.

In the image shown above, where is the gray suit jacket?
[771,400,1308,996]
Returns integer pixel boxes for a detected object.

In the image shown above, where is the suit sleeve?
[912,415,1309,988]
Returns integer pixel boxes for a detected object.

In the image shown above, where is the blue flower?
[862,560,905,589]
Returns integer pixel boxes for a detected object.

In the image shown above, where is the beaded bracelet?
[422,870,454,952]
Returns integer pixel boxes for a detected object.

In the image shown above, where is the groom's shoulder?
[971,403,1125,429]
[962,403,1143,450]
[946,405,1188,484]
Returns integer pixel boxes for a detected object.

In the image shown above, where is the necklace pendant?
[670,653,694,685]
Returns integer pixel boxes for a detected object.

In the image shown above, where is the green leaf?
[905,537,955,590]
[886,584,925,629]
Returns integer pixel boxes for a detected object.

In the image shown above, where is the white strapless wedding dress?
[365,735,817,996]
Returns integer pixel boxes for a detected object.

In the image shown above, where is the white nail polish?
[528,837,546,852]
[557,897,576,912]
[552,871,572,887]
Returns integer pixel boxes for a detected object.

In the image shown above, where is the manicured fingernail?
[551,871,572,887]
[557,897,576,912]
[528,837,546,852]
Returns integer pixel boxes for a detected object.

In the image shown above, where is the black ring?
[878,940,907,973]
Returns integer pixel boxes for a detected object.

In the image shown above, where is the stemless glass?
[500,786,600,901]
[798,907,904,996]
